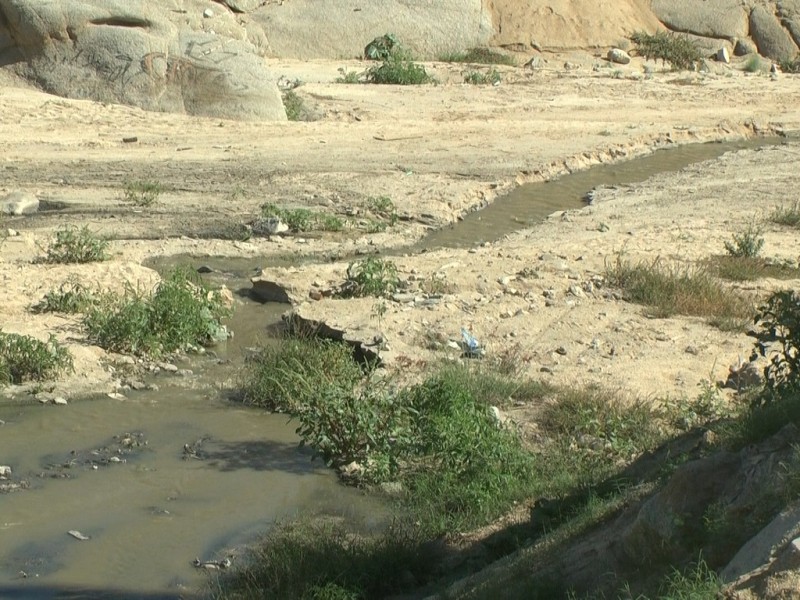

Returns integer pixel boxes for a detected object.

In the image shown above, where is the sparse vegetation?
[744,55,763,73]
[0,332,73,385]
[606,255,754,329]
[751,289,800,396]
[464,69,502,85]
[84,267,230,357]
[630,31,702,71]
[365,48,434,85]
[364,33,398,61]
[260,203,344,232]
[335,67,362,84]
[122,180,163,206]
[338,257,400,298]
[32,280,98,314]
[704,255,800,281]
[724,223,764,258]
[282,90,313,121]
[39,226,109,264]
[780,56,800,73]
[770,200,800,228]
[440,47,516,66]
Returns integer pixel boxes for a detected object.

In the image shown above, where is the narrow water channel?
[0,271,381,599]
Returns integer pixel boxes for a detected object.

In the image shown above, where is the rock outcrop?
[0,0,286,121]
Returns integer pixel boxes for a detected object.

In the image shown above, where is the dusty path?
[1,55,800,401]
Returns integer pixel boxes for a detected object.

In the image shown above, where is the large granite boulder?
[750,4,800,62]
[249,0,492,59]
[650,0,749,40]
[0,0,286,121]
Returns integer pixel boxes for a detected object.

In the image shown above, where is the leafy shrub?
[40,226,109,264]
[0,332,73,385]
[630,31,702,71]
[296,382,416,482]
[364,33,398,61]
[282,90,313,122]
[402,367,536,530]
[84,267,230,357]
[338,257,400,298]
[751,290,800,394]
[240,337,363,412]
[365,49,434,85]
[440,47,516,66]
[123,180,162,206]
[724,223,764,258]
[32,280,98,314]
[464,68,501,85]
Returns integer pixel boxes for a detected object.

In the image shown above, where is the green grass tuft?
[32,280,98,314]
[122,180,163,206]
[770,201,800,228]
[338,257,400,298]
[605,256,754,330]
[440,47,516,66]
[630,31,702,71]
[39,226,109,264]
[0,332,73,385]
[260,203,344,233]
[464,69,501,85]
[84,267,230,357]
[365,49,434,85]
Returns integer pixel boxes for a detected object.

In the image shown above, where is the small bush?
[0,332,73,385]
[296,382,416,482]
[260,203,344,232]
[606,256,754,329]
[365,49,434,85]
[84,267,230,357]
[630,31,702,71]
[770,201,800,228]
[338,257,400,298]
[744,55,763,73]
[40,226,109,264]
[651,560,723,600]
[464,68,501,85]
[440,47,516,66]
[240,337,363,412]
[32,280,98,314]
[751,289,800,395]
[282,90,313,122]
[724,223,764,258]
[364,33,398,61]
[122,180,162,206]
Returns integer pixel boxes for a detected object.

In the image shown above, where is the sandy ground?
[1,53,800,404]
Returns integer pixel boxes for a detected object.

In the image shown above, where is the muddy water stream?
[414,137,790,250]
[0,137,791,598]
[0,274,382,599]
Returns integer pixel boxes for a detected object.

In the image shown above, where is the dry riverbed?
[2,54,800,404]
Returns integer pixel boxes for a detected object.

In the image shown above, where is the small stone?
[500,310,513,319]
[555,346,568,356]
[107,392,126,401]
[157,362,178,372]
[607,48,631,65]
[597,223,610,232]
[791,537,800,553]
[196,265,214,274]
[68,530,90,541]
[568,284,585,298]
[540,366,554,374]
[7,229,18,236]
[0,466,11,478]
[203,8,214,17]
[685,346,699,355]
[52,396,68,405]
[716,47,730,63]
[309,288,323,301]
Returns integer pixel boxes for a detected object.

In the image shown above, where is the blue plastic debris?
[460,328,483,358]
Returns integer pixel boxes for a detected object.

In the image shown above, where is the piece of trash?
[460,328,484,358]
[193,557,232,570]
[68,530,90,541]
